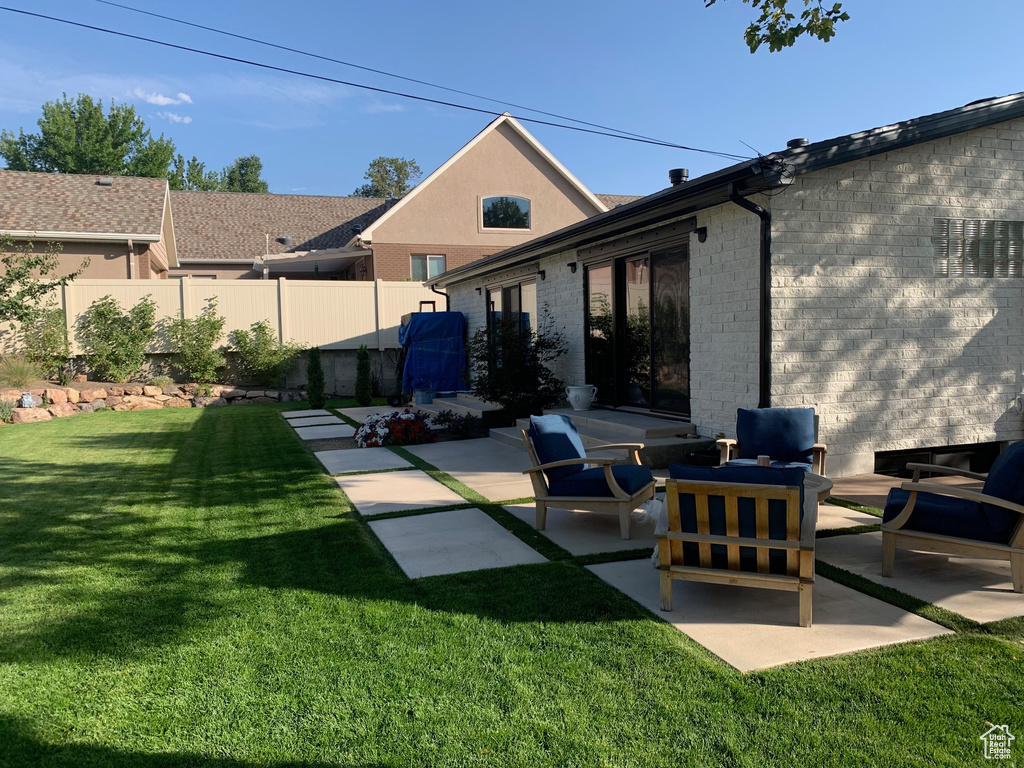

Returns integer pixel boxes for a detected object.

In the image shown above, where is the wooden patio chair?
[656,464,815,627]
[717,407,828,476]
[520,414,656,540]
[881,441,1024,592]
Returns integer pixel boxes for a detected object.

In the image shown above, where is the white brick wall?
[772,119,1024,475]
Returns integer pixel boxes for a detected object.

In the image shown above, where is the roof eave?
[2,230,163,243]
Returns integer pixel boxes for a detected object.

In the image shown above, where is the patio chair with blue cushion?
[881,441,1024,593]
[656,463,815,626]
[717,407,827,475]
[520,414,656,539]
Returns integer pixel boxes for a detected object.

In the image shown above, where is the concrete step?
[417,392,503,420]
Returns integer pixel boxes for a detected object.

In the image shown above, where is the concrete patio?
[303,412,1020,671]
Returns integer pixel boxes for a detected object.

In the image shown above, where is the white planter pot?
[566,385,598,411]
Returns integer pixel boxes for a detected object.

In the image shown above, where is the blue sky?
[2,1,1023,198]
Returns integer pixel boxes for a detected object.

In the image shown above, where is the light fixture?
[538,270,546,281]
[476,287,482,295]
[567,262,577,273]
[695,227,708,243]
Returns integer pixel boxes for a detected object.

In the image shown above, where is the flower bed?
[354,409,437,448]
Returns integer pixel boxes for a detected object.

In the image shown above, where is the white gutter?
[2,230,162,243]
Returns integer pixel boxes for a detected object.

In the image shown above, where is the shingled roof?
[171,190,387,262]
[596,194,644,209]
[0,169,167,238]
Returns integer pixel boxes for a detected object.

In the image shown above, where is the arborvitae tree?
[306,346,326,409]
[354,344,372,406]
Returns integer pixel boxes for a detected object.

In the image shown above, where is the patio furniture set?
[521,407,1024,628]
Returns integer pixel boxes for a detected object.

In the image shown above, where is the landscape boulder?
[47,403,78,418]
[12,408,51,423]
[193,396,228,408]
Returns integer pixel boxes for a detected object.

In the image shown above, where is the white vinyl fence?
[3,278,443,355]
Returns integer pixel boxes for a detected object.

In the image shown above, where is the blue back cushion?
[736,407,816,464]
[529,414,586,482]
[981,441,1024,536]
[667,463,805,574]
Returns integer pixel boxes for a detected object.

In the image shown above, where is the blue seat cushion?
[529,414,586,482]
[723,458,813,473]
[735,407,816,465]
[666,464,805,575]
[883,488,1007,544]
[980,441,1024,537]
[547,463,654,498]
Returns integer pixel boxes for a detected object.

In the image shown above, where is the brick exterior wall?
[371,244,500,282]
[770,119,1024,475]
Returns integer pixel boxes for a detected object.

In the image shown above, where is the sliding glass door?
[584,244,689,415]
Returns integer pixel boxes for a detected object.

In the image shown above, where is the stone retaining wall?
[0,384,306,425]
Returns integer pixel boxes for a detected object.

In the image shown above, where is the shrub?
[169,300,226,383]
[150,375,174,388]
[354,344,372,406]
[0,399,15,423]
[430,409,481,440]
[354,409,436,448]
[229,320,302,387]
[0,354,44,388]
[77,295,156,383]
[25,306,69,382]
[306,346,326,409]
[467,312,567,418]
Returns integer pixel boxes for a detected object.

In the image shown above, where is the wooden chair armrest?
[886,481,1024,530]
[586,443,645,452]
[717,438,736,464]
[906,462,987,482]
[522,456,620,474]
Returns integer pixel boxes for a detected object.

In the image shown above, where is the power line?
[0,5,750,161]
[92,0,680,148]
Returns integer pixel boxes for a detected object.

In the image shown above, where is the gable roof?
[0,169,168,241]
[355,113,609,243]
[596,194,643,209]
[171,190,386,262]
[432,90,1024,287]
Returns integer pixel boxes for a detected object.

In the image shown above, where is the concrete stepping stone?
[588,559,951,672]
[817,531,1024,623]
[316,447,413,474]
[289,416,346,427]
[504,503,657,556]
[405,438,535,501]
[817,503,881,530]
[335,470,465,516]
[283,409,333,419]
[369,508,547,578]
[295,424,356,440]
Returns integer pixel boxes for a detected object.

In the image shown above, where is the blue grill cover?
[399,312,466,394]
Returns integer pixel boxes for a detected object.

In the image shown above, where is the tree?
[352,156,421,198]
[1,234,87,326]
[705,0,850,53]
[169,154,223,191]
[0,93,175,177]
[353,344,371,406]
[221,155,269,193]
[306,346,327,408]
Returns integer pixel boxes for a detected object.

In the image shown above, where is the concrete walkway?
[288,410,1018,671]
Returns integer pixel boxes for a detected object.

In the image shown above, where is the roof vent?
[668,168,689,186]
[786,138,809,149]
[352,225,363,235]
[96,176,114,186]
[277,235,294,247]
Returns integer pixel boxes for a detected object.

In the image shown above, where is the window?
[486,278,538,373]
[933,218,1024,277]
[411,254,445,281]
[482,196,531,229]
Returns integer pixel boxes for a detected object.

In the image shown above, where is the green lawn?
[0,406,1019,767]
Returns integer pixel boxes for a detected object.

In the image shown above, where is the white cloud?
[132,88,192,106]
[158,111,192,124]
[360,100,405,114]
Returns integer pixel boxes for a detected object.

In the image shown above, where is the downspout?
[727,183,771,408]
[127,238,135,279]
[429,283,450,311]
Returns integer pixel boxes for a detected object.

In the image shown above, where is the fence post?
[62,282,77,355]
[180,275,193,319]
[278,278,288,342]
[374,279,382,350]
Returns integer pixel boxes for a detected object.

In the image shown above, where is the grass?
[0,406,1021,767]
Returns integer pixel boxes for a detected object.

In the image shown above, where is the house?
[0,169,176,278]
[170,113,634,281]
[429,93,1024,477]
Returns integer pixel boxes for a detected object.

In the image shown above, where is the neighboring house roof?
[596,194,643,209]
[0,169,168,241]
[171,190,387,262]
[431,90,1024,287]
[354,113,610,244]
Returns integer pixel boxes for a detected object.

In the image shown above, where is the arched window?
[482,196,531,229]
